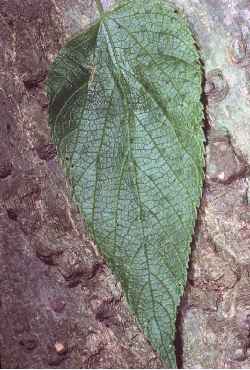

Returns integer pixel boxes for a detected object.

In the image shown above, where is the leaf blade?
[48,1,204,366]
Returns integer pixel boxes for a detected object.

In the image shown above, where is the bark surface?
[173,0,250,367]
[0,1,163,368]
[2,0,250,368]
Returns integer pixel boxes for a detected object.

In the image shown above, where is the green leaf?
[47,0,204,366]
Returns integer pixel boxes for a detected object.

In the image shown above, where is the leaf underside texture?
[48,0,204,366]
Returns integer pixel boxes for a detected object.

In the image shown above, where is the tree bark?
[0,1,163,368]
[173,0,250,368]
[2,0,250,368]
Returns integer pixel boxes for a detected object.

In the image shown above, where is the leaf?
[47,0,204,366]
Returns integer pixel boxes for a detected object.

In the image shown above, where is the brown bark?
[0,1,163,368]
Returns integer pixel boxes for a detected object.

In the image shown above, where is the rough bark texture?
[172,0,250,368]
[0,1,163,368]
[2,0,250,368]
